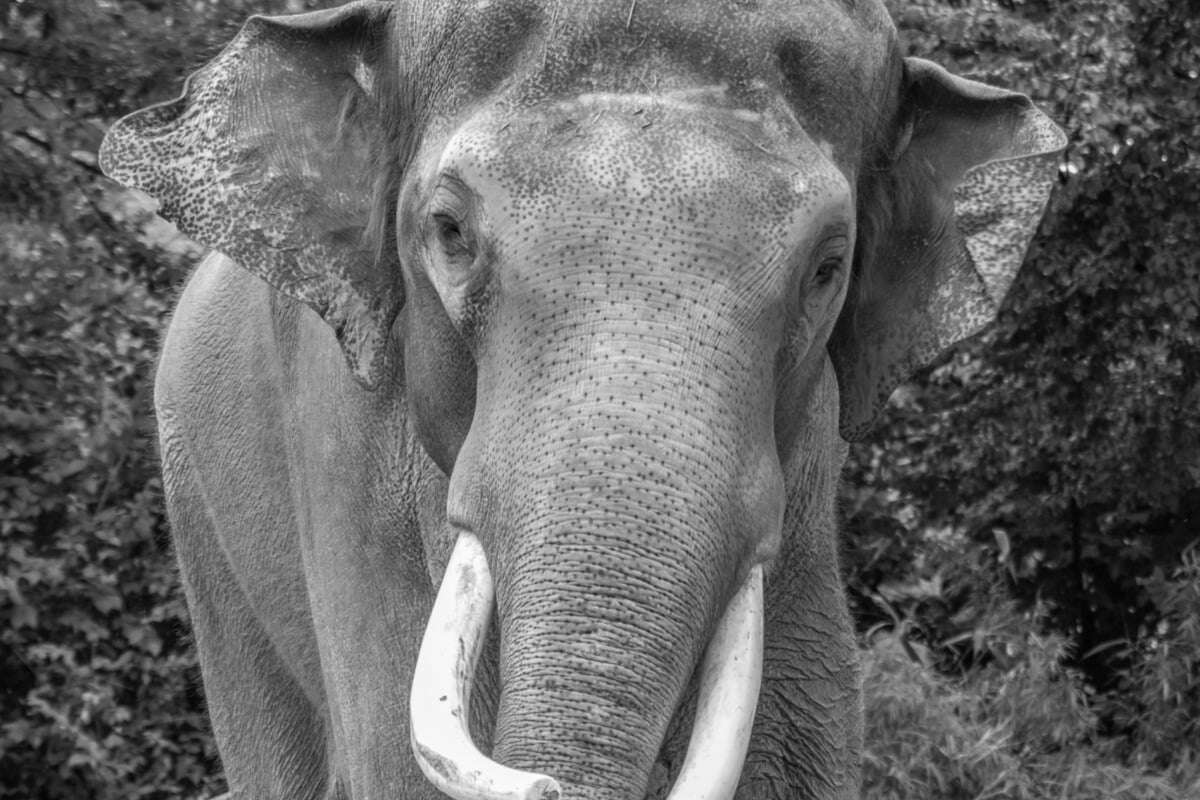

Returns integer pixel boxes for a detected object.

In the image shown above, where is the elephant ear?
[99,1,401,387]
[830,57,1066,440]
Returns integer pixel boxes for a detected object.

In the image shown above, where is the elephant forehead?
[399,0,897,161]
[439,97,849,241]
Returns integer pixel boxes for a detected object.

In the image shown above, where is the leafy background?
[1,1,1197,798]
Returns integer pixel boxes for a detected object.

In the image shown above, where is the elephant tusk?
[665,564,764,800]
[410,532,562,800]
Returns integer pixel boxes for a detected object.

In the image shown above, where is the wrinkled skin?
[99,1,1064,799]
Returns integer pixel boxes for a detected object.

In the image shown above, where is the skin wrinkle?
[702,351,855,798]
[160,263,327,708]
[264,261,439,796]
[156,350,330,798]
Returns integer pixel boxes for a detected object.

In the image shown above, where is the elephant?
[98,1,1064,798]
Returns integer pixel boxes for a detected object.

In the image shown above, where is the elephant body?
[100,2,1064,798]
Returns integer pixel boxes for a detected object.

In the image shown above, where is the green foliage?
[0,2,328,797]
[851,1,1199,795]
[1106,547,1200,777]
[861,557,1199,799]
[0,218,217,799]
[850,0,1200,689]
[863,618,1196,800]
[852,527,1199,798]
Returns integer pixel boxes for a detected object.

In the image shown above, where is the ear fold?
[830,57,1066,440]
[99,1,401,386]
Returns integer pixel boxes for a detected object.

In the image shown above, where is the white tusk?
[410,532,562,800]
[665,565,764,800]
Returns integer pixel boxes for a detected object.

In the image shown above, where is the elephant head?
[100,2,1063,798]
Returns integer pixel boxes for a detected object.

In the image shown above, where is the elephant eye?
[814,257,841,286]
[433,213,472,259]
[811,231,849,289]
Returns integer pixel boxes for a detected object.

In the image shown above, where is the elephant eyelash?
[814,257,842,286]
[433,213,473,258]
[889,116,915,166]
[812,232,849,287]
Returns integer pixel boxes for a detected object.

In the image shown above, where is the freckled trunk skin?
[459,265,782,798]
[490,492,723,799]
[483,424,748,799]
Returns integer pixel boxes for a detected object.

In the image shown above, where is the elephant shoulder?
[157,252,284,413]
[155,252,308,458]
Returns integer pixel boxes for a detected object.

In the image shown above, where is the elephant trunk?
[410,532,764,800]
[487,499,727,800]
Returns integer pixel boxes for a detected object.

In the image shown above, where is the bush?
[850,0,1200,689]
[862,589,1198,800]
[0,213,223,798]
[0,4,322,797]
[1107,547,1200,784]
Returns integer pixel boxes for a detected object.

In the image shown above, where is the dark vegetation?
[1,1,1196,798]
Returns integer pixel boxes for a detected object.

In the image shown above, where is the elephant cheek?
[401,281,476,474]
